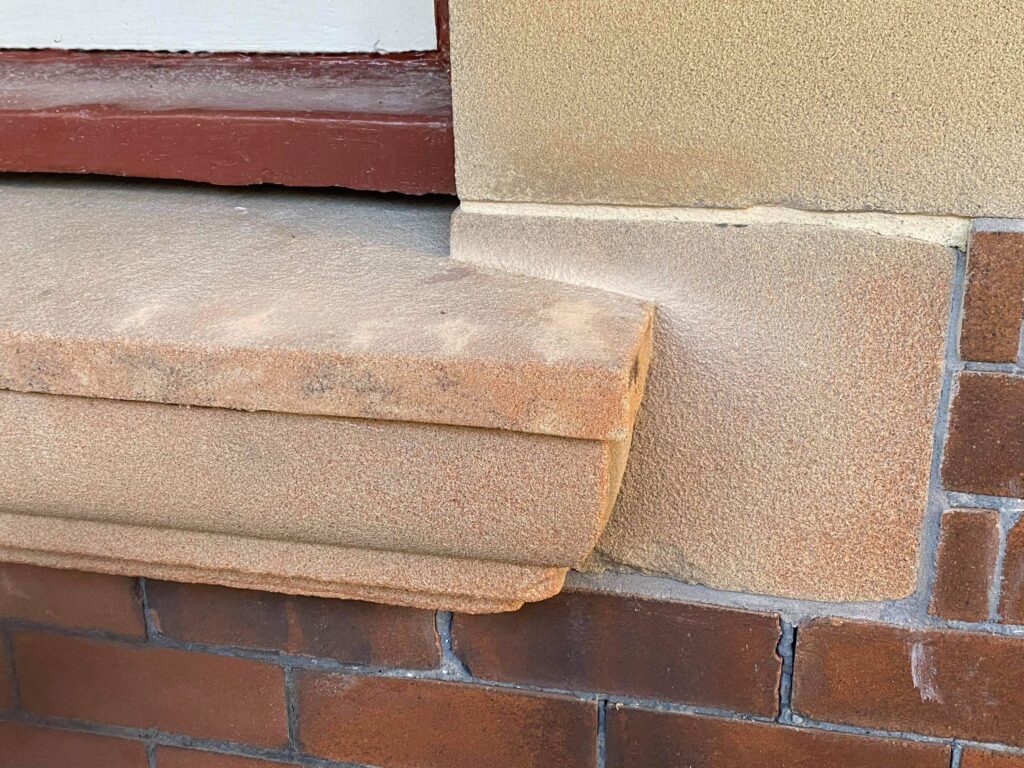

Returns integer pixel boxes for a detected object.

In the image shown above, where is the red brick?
[793,618,1024,746]
[961,230,1024,363]
[147,580,438,668]
[0,721,147,768]
[962,750,1024,768]
[1000,520,1024,624]
[14,631,287,746]
[943,372,1024,498]
[157,747,298,768]
[296,672,597,768]
[0,637,12,710]
[929,508,1000,621]
[0,563,144,635]
[606,707,950,768]
[453,589,781,716]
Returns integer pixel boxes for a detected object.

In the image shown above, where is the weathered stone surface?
[929,509,1000,622]
[0,389,625,612]
[453,207,952,601]
[451,0,1024,216]
[0,179,654,612]
[0,177,652,441]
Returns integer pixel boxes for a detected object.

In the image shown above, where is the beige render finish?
[0,179,653,612]
[450,0,1024,217]
[452,209,953,600]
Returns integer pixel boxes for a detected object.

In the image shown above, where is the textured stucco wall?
[452,208,954,600]
[450,0,1024,217]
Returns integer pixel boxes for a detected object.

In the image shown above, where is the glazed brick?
[999,520,1024,623]
[157,747,298,768]
[929,508,1000,621]
[296,671,597,768]
[606,707,950,768]
[453,589,781,716]
[962,230,1024,363]
[962,750,1024,768]
[942,372,1024,497]
[0,637,12,710]
[14,631,287,746]
[0,721,148,768]
[147,580,439,668]
[793,618,1024,745]
[0,562,144,635]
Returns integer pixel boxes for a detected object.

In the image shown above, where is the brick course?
[0,721,147,768]
[962,750,1024,768]
[0,636,11,710]
[13,631,288,746]
[0,563,144,636]
[606,707,951,768]
[961,230,1024,363]
[296,672,598,768]
[147,580,440,668]
[793,618,1024,745]
[453,589,781,716]
[943,372,1024,498]
[1000,520,1024,624]
[929,508,1000,622]
[156,747,299,768]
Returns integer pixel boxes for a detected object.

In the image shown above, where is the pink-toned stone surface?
[0,177,652,441]
[0,389,627,612]
[0,179,654,612]
[452,208,952,601]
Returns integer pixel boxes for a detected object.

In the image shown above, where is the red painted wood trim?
[0,2,455,195]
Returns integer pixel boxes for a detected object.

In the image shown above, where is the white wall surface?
[0,0,437,53]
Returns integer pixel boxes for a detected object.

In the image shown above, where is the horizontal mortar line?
[960,361,1024,375]
[458,200,970,248]
[945,492,1024,514]
[787,712,955,747]
[0,711,374,768]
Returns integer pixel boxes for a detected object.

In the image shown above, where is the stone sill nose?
[0,177,653,612]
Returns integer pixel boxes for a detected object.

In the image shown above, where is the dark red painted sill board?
[0,50,455,195]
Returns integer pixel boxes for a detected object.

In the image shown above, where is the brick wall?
[0,560,1022,767]
[4,226,1024,767]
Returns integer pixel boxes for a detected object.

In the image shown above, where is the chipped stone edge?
[458,201,970,249]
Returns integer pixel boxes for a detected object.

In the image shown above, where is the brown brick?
[14,631,287,745]
[962,753,1024,768]
[157,747,298,768]
[147,580,438,668]
[606,707,950,768]
[999,520,1024,623]
[942,372,1024,498]
[0,636,12,710]
[929,508,1000,621]
[0,721,148,768]
[962,230,1024,363]
[296,672,597,768]
[453,589,781,716]
[0,562,144,635]
[962,750,1024,768]
[793,618,1024,745]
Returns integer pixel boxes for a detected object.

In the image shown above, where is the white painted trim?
[0,0,437,53]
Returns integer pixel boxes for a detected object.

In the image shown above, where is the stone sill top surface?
[0,176,652,440]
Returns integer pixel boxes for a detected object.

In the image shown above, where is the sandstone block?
[451,0,1024,217]
[0,179,653,612]
[453,206,952,601]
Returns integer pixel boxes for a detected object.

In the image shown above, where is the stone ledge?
[0,179,653,611]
